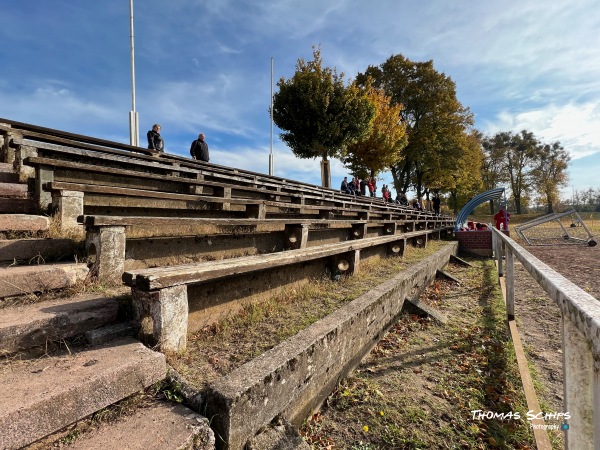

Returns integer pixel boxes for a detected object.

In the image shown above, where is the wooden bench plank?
[124,230,441,290]
[77,215,371,228]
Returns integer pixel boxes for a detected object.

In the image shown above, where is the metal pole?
[269,57,274,176]
[129,0,139,147]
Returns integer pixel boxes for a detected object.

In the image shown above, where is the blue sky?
[1,0,599,199]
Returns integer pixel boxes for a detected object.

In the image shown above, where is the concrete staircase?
[0,337,167,449]
[0,163,214,448]
[0,295,214,449]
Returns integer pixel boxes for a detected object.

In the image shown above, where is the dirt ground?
[511,243,600,417]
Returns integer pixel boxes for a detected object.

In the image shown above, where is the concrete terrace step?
[0,293,120,355]
[0,262,89,299]
[0,163,19,183]
[0,238,78,263]
[0,182,28,198]
[0,197,37,214]
[0,337,167,450]
[65,401,214,450]
[0,214,49,232]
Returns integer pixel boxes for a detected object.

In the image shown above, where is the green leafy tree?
[530,141,570,213]
[482,132,512,214]
[272,46,375,187]
[446,130,484,214]
[342,84,407,179]
[356,54,473,199]
[504,130,539,214]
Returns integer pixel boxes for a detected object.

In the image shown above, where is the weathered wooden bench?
[77,214,444,283]
[122,228,448,351]
[4,119,449,220]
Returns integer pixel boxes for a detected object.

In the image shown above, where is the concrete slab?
[0,197,37,214]
[66,401,214,450]
[0,337,167,450]
[0,262,89,298]
[403,297,448,324]
[0,238,79,263]
[84,322,136,346]
[0,182,28,199]
[0,214,49,232]
[0,294,119,354]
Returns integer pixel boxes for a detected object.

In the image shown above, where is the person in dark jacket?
[147,124,164,152]
[190,133,209,162]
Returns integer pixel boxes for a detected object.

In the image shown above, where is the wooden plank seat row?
[78,214,454,283]
[44,180,432,233]
[122,227,450,352]
[4,120,448,236]
[2,121,441,218]
[22,149,432,219]
[2,119,378,205]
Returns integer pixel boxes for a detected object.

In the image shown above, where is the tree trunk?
[320,157,331,189]
[546,193,554,213]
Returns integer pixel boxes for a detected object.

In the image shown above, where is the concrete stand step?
[0,170,18,183]
[0,197,37,214]
[0,238,78,263]
[0,214,49,232]
[0,337,167,450]
[0,182,28,198]
[65,401,214,450]
[0,262,89,299]
[0,293,120,355]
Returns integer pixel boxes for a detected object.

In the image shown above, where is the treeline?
[271,47,575,213]
[566,188,600,212]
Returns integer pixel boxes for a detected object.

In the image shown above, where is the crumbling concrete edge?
[206,241,458,450]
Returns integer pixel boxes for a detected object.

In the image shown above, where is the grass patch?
[300,258,539,449]
[167,241,450,390]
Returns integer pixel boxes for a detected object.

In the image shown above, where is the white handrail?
[492,228,600,449]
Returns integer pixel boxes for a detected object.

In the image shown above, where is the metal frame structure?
[515,209,597,247]
[454,187,506,232]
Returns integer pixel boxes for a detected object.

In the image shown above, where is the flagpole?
[128,0,139,146]
[269,57,274,176]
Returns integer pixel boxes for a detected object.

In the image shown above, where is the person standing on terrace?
[190,133,210,162]
[147,124,164,152]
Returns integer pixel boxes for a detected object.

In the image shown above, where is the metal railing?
[492,228,600,449]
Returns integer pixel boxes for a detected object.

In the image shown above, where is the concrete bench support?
[284,224,309,250]
[86,225,126,284]
[34,165,54,213]
[351,223,367,239]
[52,190,84,235]
[214,186,232,211]
[332,249,360,275]
[388,238,406,257]
[132,285,188,352]
[383,222,397,235]
[246,203,266,219]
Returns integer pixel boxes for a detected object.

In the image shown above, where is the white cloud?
[484,101,600,160]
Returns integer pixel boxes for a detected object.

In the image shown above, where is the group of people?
[340,176,379,197]
[340,177,443,215]
[146,123,210,162]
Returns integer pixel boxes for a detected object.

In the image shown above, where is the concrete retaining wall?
[206,242,458,450]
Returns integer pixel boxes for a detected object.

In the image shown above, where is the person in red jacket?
[494,208,510,230]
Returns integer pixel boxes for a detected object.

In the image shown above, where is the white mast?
[269,57,274,176]
[128,0,139,146]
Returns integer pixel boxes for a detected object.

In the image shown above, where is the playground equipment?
[454,187,506,232]
[515,209,597,247]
